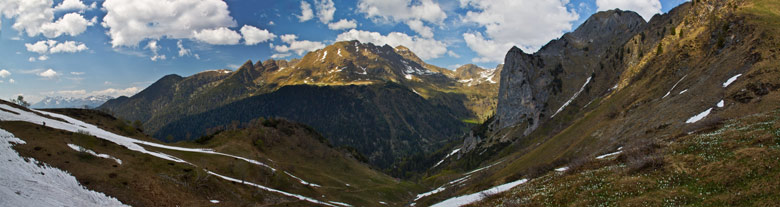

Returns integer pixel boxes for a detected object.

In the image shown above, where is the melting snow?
[0,103,325,202]
[722,74,742,88]
[67,144,122,165]
[679,89,688,95]
[357,66,368,75]
[663,75,687,99]
[552,76,592,118]
[379,201,387,205]
[337,49,342,57]
[555,166,569,172]
[329,200,352,207]
[596,150,622,159]
[320,51,328,62]
[0,128,128,206]
[465,161,502,175]
[686,108,712,123]
[328,67,344,74]
[430,179,528,207]
[206,170,338,207]
[717,100,724,108]
[405,74,413,80]
[210,200,220,204]
[284,171,321,187]
[432,148,460,168]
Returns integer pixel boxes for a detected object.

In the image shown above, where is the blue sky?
[0,0,687,103]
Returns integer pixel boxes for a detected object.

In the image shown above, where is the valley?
[2,0,780,206]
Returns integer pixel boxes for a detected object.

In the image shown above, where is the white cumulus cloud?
[240,25,276,45]
[193,27,242,45]
[271,53,292,59]
[0,0,93,38]
[335,29,447,60]
[315,0,336,24]
[596,0,661,21]
[297,1,315,22]
[327,19,357,30]
[91,87,140,97]
[49,41,88,53]
[102,0,238,47]
[24,40,88,59]
[53,0,94,13]
[357,0,447,37]
[273,34,326,56]
[0,69,10,78]
[460,0,579,63]
[37,69,59,79]
[145,40,166,61]
[404,19,433,38]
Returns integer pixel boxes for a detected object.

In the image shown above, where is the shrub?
[618,138,665,174]
[566,156,594,174]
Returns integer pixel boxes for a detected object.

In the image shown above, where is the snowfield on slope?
[0,104,332,206]
[0,128,127,207]
[430,179,529,207]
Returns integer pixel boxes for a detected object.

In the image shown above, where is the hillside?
[153,83,469,174]
[417,0,780,205]
[99,40,499,173]
[0,100,415,206]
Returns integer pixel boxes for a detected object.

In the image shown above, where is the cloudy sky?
[0,0,687,103]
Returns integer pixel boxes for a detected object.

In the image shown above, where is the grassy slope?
[1,108,417,206]
[472,109,780,206]
[417,0,780,205]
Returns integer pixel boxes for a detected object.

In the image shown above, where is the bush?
[566,156,594,174]
[618,138,665,174]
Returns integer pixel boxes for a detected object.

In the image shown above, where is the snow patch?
[0,104,279,172]
[552,76,592,118]
[405,74,413,80]
[663,75,687,99]
[717,100,724,108]
[357,66,368,75]
[465,161,502,175]
[722,74,742,88]
[320,51,328,62]
[284,171,321,187]
[337,49,342,57]
[0,128,128,207]
[329,200,352,207]
[430,179,528,207]
[686,108,712,124]
[67,144,123,165]
[555,166,569,172]
[206,170,337,207]
[679,89,688,95]
[210,200,220,204]
[432,148,460,168]
[596,150,622,159]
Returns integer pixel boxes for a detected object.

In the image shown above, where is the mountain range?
[98,41,500,174]
[32,95,113,109]
[2,0,780,206]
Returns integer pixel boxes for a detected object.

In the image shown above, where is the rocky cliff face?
[495,9,646,134]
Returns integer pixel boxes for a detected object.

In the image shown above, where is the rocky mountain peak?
[454,64,486,79]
